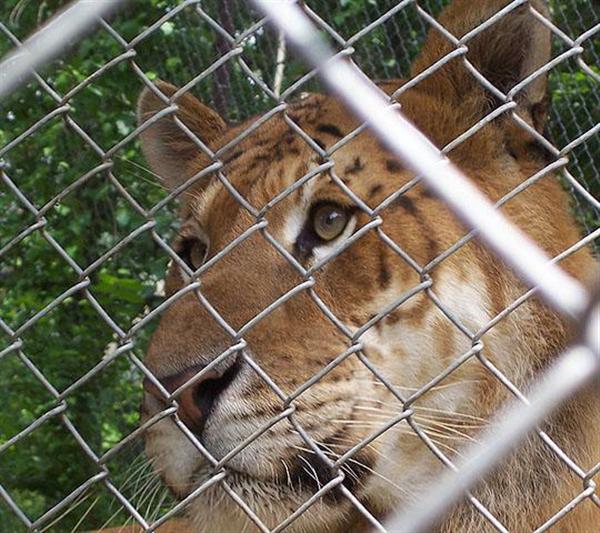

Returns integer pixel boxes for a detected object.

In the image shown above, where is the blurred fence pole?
[0,0,126,100]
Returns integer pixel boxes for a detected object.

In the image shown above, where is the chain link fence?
[0,0,598,531]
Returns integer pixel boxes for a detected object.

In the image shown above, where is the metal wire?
[0,0,598,531]
[0,0,125,99]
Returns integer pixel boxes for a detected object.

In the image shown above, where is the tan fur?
[135,1,599,531]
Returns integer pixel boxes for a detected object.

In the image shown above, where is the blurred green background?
[0,0,598,530]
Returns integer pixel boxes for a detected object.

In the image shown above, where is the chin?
[184,469,350,533]
[142,402,354,533]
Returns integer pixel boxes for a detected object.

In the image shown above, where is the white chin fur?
[185,478,349,533]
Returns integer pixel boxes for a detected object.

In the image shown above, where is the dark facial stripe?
[369,184,383,198]
[222,149,243,164]
[316,123,344,138]
[314,138,326,151]
[420,188,435,199]
[394,195,417,214]
[385,159,402,173]
[392,195,439,262]
[378,247,391,289]
[345,156,365,175]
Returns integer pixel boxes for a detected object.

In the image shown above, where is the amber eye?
[311,203,349,241]
[179,238,208,270]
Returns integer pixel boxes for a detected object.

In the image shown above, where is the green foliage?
[0,1,176,530]
[0,0,597,530]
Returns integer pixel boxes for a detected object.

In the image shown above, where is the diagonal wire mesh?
[0,0,598,531]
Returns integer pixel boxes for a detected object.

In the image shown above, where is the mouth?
[142,364,373,511]
[187,461,339,510]
[183,433,372,507]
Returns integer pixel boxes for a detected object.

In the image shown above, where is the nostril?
[143,359,240,434]
[192,360,240,423]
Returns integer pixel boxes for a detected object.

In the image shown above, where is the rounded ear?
[137,81,227,190]
[411,0,551,132]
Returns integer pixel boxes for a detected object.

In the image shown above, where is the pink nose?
[143,363,237,433]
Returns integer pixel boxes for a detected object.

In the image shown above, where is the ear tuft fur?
[136,81,226,190]
[411,0,551,132]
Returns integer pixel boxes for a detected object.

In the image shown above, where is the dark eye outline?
[178,237,209,271]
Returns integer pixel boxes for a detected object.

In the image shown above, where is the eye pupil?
[323,212,340,226]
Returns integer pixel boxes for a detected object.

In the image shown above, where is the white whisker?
[297,455,323,491]
[40,491,96,532]
[281,458,293,487]
[69,495,100,533]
